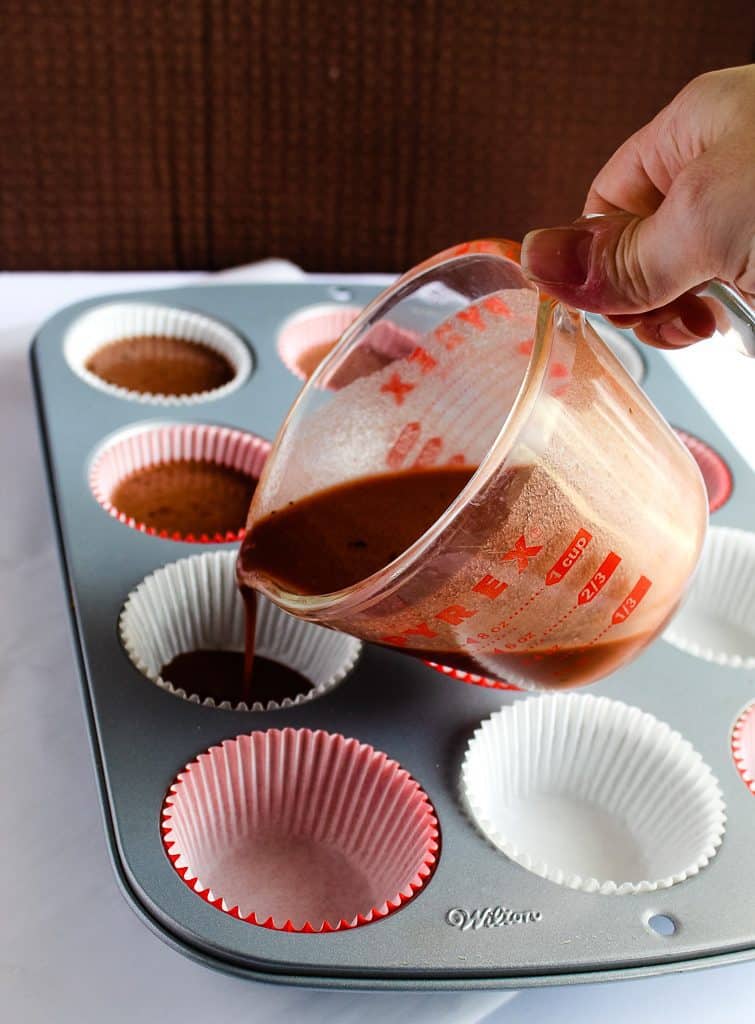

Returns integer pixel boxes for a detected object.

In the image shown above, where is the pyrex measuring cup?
[238,239,708,690]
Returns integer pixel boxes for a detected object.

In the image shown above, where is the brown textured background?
[1,1,753,271]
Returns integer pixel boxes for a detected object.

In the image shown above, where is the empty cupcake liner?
[423,661,521,692]
[461,693,725,894]
[63,302,252,403]
[89,422,270,542]
[664,526,755,668]
[732,702,755,795]
[120,550,361,711]
[162,728,439,931]
[674,428,733,513]
[276,304,363,382]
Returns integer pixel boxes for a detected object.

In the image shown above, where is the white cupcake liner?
[732,702,755,795]
[461,693,725,894]
[120,550,361,711]
[162,728,439,931]
[674,428,733,513]
[89,422,270,542]
[664,526,755,668]
[276,304,363,382]
[63,301,252,404]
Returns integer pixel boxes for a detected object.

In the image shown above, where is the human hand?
[520,65,755,349]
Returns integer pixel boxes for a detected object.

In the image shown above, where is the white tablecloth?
[1,268,753,1024]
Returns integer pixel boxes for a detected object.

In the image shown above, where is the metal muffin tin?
[30,283,755,989]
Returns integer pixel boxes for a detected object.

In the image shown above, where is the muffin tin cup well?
[63,301,252,404]
[664,526,755,668]
[461,693,726,895]
[276,304,363,383]
[732,702,755,796]
[674,428,733,513]
[162,728,439,932]
[120,550,361,712]
[89,422,270,542]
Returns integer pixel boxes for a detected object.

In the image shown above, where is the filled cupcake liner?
[89,422,270,542]
[276,304,363,382]
[423,661,521,692]
[674,428,733,513]
[63,301,252,404]
[120,550,361,711]
[664,526,755,668]
[162,728,439,931]
[276,303,418,389]
[731,702,755,796]
[461,693,725,895]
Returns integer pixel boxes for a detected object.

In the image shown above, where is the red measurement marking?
[501,535,543,573]
[409,346,437,373]
[457,305,485,331]
[380,620,438,647]
[517,338,534,356]
[482,295,513,318]
[446,452,467,466]
[435,604,477,626]
[435,322,466,351]
[611,576,652,625]
[578,552,622,606]
[386,421,421,468]
[549,361,569,379]
[380,373,415,406]
[545,528,592,585]
[414,436,443,467]
[472,574,508,600]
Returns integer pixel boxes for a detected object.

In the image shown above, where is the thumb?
[520,144,752,317]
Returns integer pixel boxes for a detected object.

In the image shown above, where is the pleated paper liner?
[461,693,725,895]
[674,428,733,513]
[664,526,755,668]
[162,728,439,931]
[732,702,755,796]
[276,303,418,389]
[89,422,270,542]
[120,550,361,711]
[423,661,521,692]
[63,302,252,404]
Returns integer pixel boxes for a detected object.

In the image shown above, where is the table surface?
[1,268,754,1024]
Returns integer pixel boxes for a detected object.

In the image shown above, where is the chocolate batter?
[112,460,255,536]
[86,335,235,395]
[161,649,313,705]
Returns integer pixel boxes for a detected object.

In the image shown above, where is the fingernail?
[521,227,593,287]
[658,318,700,347]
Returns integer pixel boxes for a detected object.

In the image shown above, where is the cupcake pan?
[31,283,755,989]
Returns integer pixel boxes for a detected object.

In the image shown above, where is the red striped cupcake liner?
[674,428,733,514]
[423,661,521,692]
[162,728,439,932]
[89,422,270,543]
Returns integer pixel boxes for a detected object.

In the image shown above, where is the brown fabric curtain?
[1,1,753,271]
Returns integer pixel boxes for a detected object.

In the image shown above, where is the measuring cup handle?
[700,280,755,357]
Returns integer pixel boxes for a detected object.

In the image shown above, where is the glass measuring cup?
[238,239,708,690]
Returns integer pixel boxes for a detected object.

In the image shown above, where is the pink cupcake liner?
[277,304,363,382]
[277,304,418,389]
[732,702,755,795]
[674,428,733,513]
[162,728,439,932]
[89,423,270,543]
[423,661,522,692]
